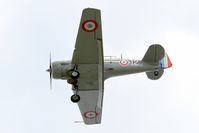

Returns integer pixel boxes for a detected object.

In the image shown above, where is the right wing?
[73,85,104,125]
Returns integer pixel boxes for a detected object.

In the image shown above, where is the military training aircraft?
[46,8,172,125]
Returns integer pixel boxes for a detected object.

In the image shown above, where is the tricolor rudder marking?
[82,20,98,32]
[160,53,172,69]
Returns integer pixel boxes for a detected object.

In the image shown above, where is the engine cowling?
[52,61,71,79]
[146,69,164,80]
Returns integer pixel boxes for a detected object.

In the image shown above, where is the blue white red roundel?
[82,20,98,32]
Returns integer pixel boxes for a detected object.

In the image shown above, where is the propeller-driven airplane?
[46,8,172,125]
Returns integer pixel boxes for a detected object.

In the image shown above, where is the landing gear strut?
[67,78,78,85]
[71,84,80,103]
[67,65,80,103]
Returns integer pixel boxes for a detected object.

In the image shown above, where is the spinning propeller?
[46,53,52,90]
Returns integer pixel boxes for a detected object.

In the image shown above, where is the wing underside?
[72,8,103,64]
[71,8,104,125]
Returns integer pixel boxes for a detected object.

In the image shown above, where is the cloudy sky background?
[1,0,199,132]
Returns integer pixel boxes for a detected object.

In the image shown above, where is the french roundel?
[82,20,98,32]
[84,111,98,119]
[119,59,129,67]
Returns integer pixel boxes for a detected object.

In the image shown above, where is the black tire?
[71,94,80,103]
[154,71,159,76]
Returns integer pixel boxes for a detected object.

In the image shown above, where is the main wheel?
[71,94,80,103]
[68,70,80,79]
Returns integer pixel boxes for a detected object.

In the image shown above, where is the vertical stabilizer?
[142,44,165,64]
[143,44,172,80]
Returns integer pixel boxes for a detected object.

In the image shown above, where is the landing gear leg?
[68,65,80,103]
[71,85,80,103]
[67,79,78,85]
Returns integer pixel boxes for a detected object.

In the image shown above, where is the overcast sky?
[1,0,199,133]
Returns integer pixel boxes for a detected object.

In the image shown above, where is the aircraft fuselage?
[51,57,159,80]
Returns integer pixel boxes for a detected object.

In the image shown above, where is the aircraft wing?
[72,85,104,125]
[71,8,104,125]
[72,8,103,64]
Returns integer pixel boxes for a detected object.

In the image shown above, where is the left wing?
[72,8,103,64]
[71,8,104,125]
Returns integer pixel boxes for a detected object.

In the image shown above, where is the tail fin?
[160,53,172,69]
[142,44,165,64]
[143,44,172,80]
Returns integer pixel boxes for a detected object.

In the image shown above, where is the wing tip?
[83,8,101,12]
[84,121,101,125]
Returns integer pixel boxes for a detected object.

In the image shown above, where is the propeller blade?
[50,71,52,90]
[47,53,52,90]
[50,53,52,90]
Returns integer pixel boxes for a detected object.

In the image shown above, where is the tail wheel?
[154,71,159,76]
[71,94,80,103]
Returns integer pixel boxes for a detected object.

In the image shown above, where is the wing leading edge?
[72,8,104,125]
